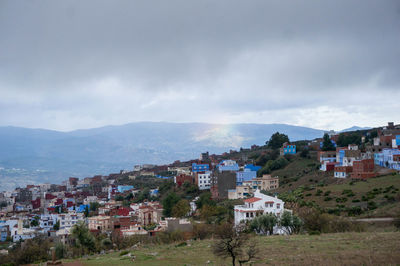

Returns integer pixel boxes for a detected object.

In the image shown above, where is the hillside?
[62,232,400,265]
[261,153,400,218]
[0,122,324,191]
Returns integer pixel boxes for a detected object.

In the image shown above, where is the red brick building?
[351,159,376,179]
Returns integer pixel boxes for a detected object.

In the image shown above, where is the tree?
[53,220,60,230]
[171,199,191,217]
[196,192,216,209]
[90,202,100,212]
[336,132,361,147]
[322,133,335,151]
[249,213,277,235]
[266,132,289,150]
[30,216,40,227]
[162,192,181,217]
[71,221,96,254]
[213,223,258,266]
[280,211,303,234]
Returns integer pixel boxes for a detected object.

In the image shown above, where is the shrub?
[324,197,332,201]
[324,191,331,196]
[120,250,129,256]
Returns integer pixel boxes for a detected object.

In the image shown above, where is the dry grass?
[66,232,400,265]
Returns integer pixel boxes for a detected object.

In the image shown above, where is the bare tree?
[212,223,258,266]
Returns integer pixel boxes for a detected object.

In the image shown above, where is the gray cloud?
[0,0,399,131]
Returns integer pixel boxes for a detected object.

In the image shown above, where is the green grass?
[64,232,400,265]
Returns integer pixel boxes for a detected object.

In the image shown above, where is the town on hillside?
[1,122,400,263]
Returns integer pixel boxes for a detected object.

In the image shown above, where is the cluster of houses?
[317,122,400,179]
[2,122,399,245]
[172,159,280,201]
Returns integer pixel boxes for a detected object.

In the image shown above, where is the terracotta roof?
[244,197,262,203]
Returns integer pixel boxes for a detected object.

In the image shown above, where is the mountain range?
[0,122,327,191]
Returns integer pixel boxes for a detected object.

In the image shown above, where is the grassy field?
[63,232,400,265]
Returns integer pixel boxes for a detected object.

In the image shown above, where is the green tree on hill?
[266,132,289,149]
[172,199,191,217]
[162,192,181,217]
[322,133,335,151]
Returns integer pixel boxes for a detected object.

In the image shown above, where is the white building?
[233,190,285,226]
[39,214,59,232]
[196,171,211,190]
[59,211,85,234]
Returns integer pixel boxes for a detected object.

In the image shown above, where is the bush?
[324,197,332,202]
[120,250,129,256]
[301,208,365,233]
[193,223,213,240]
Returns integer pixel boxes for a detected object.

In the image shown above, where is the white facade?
[197,171,211,190]
[234,190,285,226]
[59,211,85,234]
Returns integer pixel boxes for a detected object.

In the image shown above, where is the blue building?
[0,223,8,242]
[244,164,261,172]
[117,185,134,193]
[76,204,89,213]
[281,143,297,155]
[236,168,257,185]
[192,163,210,173]
[396,135,400,147]
[218,160,239,172]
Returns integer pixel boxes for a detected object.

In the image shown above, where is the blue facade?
[218,160,239,172]
[76,204,89,213]
[117,185,134,193]
[374,149,400,170]
[244,164,261,172]
[283,145,297,155]
[156,175,171,179]
[192,163,210,172]
[0,223,8,242]
[396,135,400,146]
[236,169,257,185]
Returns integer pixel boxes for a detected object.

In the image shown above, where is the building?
[210,171,236,199]
[217,160,239,172]
[251,175,279,190]
[280,143,296,156]
[195,171,211,190]
[192,163,210,173]
[88,216,112,233]
[236,168,257,185]
[351,159,376,179]
[117,185,134,193]
[374,148,400,170]
[334,166,353,178]
[59,211,85,234]
[233,190,286,226]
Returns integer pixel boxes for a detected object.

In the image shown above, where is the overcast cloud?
[0,0,399,131]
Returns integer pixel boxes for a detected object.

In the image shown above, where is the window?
[246,213,249,217]
[277,204,280,209]
[270,203,273,207]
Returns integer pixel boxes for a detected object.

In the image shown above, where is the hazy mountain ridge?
[0,122,326,190]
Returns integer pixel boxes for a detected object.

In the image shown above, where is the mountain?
[0,122,325,191]
[340,126,372,132]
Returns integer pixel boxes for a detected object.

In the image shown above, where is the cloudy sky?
[0,0,399,132]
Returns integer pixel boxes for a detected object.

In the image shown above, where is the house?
[374,148,400,170]
[280,143,296,156]
[195,171,211,190]
[192,163,210,173]
[233,190,286,227]
[210,171,236,199]
[59,210,85,234]
[334,166,353,178]
[120,223,147,236]
[236,168,257,185]
[117,185,134,193]
[217,160,239,172]
[88,216,111,233]
[351,159,376,179]
[244,164,261,172]
[137,203,163,225]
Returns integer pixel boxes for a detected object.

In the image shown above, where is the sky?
[0,0,399,132]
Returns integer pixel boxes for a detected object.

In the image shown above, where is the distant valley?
[0,122,326,190]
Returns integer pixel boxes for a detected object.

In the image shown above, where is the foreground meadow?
[63,231,400,265]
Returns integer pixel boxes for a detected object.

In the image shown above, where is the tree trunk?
[232,256,236,266]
